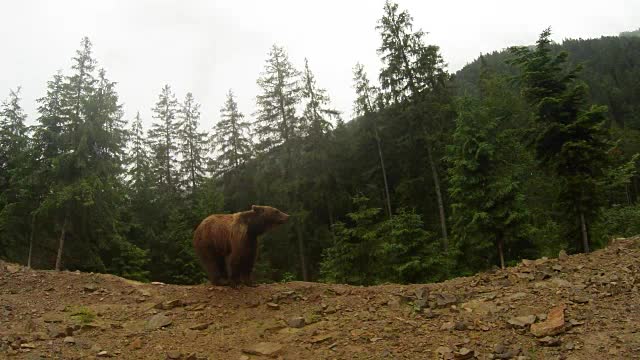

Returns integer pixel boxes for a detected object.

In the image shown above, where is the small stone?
[310,334,333,344]
[266,303,280,310]
[454,348,474,360]
[83,284,98,292]
[435,293,457,307]
[145,313,172,330]
[97,350,110,357]
[63,336,75,344]
[564,342,575,351]
[440,321,455,331]
[242,342,283,357]
[454,321,467,331]
[436,346,453,356]
[20,343,36,349]
[570,295,589,304]
[538,336,561,347]
[286,317,305,328]
[552,265,563,272]
[508,315,536,328]
[551,278,572,288]
[129,338,143,350]
[155,299,183,310]
[166,351,182,359]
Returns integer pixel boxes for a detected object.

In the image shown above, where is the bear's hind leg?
[197,252,225,286]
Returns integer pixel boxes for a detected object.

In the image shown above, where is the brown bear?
[193,205,289,287]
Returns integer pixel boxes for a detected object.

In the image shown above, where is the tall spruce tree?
[148,85,180,192]
[254,44,302,153]
[213,89,252,172]
[352,63,392,218]
[376,0,452,247]
[300,58,339,137]
[177,92,207,196]
[508,28,616,253]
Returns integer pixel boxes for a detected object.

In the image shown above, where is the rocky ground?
[1,238,640,360]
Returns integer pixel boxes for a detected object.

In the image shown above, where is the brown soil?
[1,237,639,360]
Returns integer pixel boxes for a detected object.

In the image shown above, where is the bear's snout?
[280,212,290,223]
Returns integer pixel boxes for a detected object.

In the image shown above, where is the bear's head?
[245,205,289,235]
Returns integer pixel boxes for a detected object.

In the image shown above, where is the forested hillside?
[1,1,639,286]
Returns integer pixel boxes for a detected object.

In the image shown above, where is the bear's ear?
[251,205,263,213]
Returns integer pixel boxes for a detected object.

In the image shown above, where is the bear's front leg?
[225,254,243,288]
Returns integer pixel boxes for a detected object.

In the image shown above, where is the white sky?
[1,0,638,130]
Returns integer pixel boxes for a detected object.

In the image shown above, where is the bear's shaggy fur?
[193,205,289,286]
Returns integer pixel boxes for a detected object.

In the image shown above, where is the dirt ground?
[1,237,639,360]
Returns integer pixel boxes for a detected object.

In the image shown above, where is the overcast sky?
[1,0,638,130]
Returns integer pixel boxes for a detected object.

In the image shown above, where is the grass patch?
[68,306,96,324]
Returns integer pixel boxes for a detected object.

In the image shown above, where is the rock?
[266,303,280,310]
[507,315,536,328]
[521,259,535,266]
[454,348,474,360]
[558,250,568,261]
[6,264,21,274]
[550,278,572,288]
[310,333,334,344]
[83,283,98,292]
[461,299,497,315]
[286,317,305,328]
[167,351,182,359]
[189,322,211,331]
[139,289,151,297]
[435,293,457,307]
[564,342,575,351]
[63,336,75,344]
[552,265,563,272]
[506,292,527,301]
[20,343,36,349]
[454,321,467,331]
[47,325,66,338]
[414,287,428,299]
[440,321,455,331]
[129,338,143,350]
[570,295,589,304]
[242,342,283,357]
[569,319,584,326]
[537,336,561,347]
[97,351,111,357]
[516,272,535,281]
[436,346,453,359]
[145,313,172,330]
[158,299,183,310]
[530,304,566,337]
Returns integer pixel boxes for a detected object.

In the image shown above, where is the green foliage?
[320,196,453,285]
[509,28,627,252]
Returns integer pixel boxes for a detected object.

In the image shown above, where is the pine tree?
[447,93,528,270]
[127,112,151,193]
[0,87,32,261]
[148,84,180,191]
[352,63,392,218]
[177,92,207,195]
[509,28,618,253]
[213,89,252,172]
[376,0,451,247]
[300,58,339,138]
[254,44,302,153]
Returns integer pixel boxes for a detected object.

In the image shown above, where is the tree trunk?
[373,123,392,218]
[580,212,589,253]
[497,234,505,269]
[295,222,309,281]
[27,213,36,268]
[425,141,448,248]
[55,217,69,271]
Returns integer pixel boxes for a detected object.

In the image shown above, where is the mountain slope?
[1,237,639,359]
